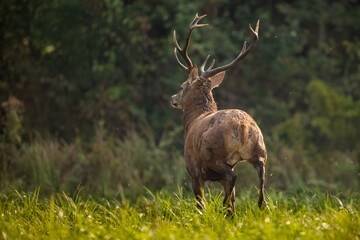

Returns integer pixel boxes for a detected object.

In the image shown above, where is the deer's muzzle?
[171,95,182,109]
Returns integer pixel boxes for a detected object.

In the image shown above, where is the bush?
[3,125,187,199]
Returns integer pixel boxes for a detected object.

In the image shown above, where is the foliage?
[1,0,360,194]
[3,125,186,199]
[0,189,359,239]
[0,96,24,180]
[307,79,360,150]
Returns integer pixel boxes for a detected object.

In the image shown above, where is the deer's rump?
[188,109,266,169]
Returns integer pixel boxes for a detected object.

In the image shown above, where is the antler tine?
[190,13,208,29]
[248,19,259,39]
[200,55,215,76]
[173,30,182,51]
[174,48,188,72]
[208,58,215,70]
[173,13,208,73]
[240,41,247,54]
[173,31,188,71]
[201,19,260,78]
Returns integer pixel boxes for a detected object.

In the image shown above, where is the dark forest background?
[1,0,359,198]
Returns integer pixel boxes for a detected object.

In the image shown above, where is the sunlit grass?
[0,188,359,239]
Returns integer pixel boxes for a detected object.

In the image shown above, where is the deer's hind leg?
[251,158,266,208]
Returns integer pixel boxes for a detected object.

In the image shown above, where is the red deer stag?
[171,14,267,212]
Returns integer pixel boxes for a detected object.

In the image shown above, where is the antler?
[173,13,208,73]
[200,20,260,78]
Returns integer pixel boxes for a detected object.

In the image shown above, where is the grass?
[0,188,359,240]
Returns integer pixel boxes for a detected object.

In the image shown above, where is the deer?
[170,13,267,212]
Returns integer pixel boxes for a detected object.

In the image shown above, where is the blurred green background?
[1,0,359,198]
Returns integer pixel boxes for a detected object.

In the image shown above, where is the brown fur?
[171,14,264,212]
[172,71,267,211]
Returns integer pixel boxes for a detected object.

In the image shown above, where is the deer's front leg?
[191,176,205,209]
[219,165,237,213]
[187,161,205,209]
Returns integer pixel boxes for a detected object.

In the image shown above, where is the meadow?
[1,1,360,239]
[0,188,359,240]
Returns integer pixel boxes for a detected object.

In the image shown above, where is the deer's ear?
[209,71,226,89]
[188,65,199,84]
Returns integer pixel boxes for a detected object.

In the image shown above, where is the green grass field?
[0,188,359,240]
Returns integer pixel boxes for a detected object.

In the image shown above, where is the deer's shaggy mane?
[182,78,217,134]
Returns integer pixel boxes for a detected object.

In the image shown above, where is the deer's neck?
[182,86,217,135]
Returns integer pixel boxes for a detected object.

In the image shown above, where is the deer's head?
[171,14,259,110]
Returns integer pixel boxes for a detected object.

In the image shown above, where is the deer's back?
[186,109,267,169]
